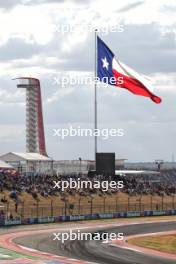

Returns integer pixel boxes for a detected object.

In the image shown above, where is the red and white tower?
[15,77,47,156]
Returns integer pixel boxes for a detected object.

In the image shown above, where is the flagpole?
[94,29,98,165]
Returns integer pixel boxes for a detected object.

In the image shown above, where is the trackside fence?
[1,209,176,226]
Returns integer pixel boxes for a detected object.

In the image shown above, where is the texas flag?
[97,36,161,104]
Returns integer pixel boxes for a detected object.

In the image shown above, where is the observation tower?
[15,77,47,156]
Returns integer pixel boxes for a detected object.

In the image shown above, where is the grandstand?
[0,168,175,221]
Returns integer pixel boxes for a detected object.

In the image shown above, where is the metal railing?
[2,194,176,220]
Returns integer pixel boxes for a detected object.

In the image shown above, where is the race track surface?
[15,221,176,264]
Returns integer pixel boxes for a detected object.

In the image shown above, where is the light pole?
[79,157,82,174]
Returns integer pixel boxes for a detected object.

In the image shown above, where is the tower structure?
[15,77,47,156]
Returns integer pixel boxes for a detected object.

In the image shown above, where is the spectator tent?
[0,160,13,169]
[0,152,53,176]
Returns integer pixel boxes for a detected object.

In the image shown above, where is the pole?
[64,199,67,216]
[51,200,53,217]
[103,196,106,213]
[150,194,153,210]
[94,29,98,163]
[128,195,130,211]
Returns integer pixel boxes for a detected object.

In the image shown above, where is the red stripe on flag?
[113,69,161,104]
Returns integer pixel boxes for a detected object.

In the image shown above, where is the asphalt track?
[15,221,176,264]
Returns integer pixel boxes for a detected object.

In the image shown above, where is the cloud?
[0,0,63,10]
[43,77,176,161]
[0,37,44,61]
[0,22,175,75]
[0,0,18,10]
[0,0,90,10]
[118,1,145,13]
[161,4,176,12]
[0,0,175,161]
[105,23,176,74]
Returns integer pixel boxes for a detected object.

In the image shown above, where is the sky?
[0,0,176,162]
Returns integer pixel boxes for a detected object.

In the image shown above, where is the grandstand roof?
[0,152,52,162]
[115,170,160,175]
[0,160,13,168]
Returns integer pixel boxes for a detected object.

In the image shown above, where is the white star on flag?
[101,57,109,70]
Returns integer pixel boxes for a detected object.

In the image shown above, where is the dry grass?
[129,234,176,254]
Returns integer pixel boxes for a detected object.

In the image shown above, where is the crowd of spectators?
[122,176,176,196]
[0,168,176,221]
[0,169,176,205]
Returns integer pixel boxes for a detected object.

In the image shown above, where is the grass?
[129,234,176,254]
[0,247,39,260]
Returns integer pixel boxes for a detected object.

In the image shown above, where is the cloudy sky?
[0,0,176,162]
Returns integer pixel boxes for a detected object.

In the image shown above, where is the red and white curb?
[0,219,175,263]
